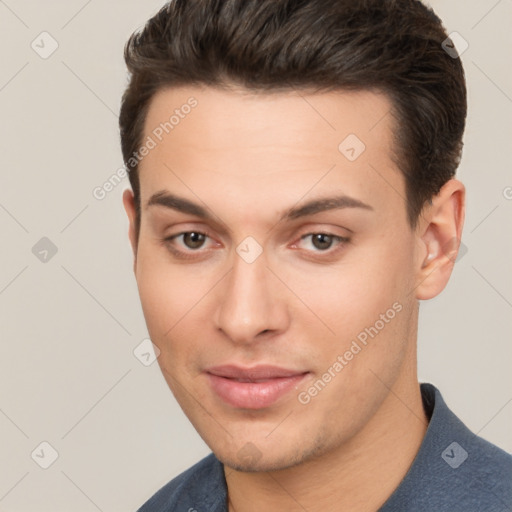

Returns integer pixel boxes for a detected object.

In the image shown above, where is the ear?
[122,188,139,274]
[414,179,466,300]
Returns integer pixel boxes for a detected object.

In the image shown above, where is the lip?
[205,365,309,409]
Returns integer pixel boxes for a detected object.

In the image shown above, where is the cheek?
[135,246,215,368]
[135,249,186,344]
[137,274,173,336]
[280,249,407,338]
[136,242,194,321]
[295,300,413,440]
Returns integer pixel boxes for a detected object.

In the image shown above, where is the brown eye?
[295,232,350,257]
[181,232,207,249]
[161,230,214,261]
[309,233,335,251]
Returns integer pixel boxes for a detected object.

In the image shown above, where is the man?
[119,0,512,510]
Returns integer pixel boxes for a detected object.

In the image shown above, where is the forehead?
[138,85,405,225]
[143,84,395,154]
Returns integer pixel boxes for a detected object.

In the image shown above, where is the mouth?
[205,364,310,409]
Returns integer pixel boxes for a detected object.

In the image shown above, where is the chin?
[220,451,303,473]
[213,436,327,473]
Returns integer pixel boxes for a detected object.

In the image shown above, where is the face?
[123,85,428,472]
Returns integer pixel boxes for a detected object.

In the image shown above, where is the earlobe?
[414,179,465,300]
[122,188,138,273]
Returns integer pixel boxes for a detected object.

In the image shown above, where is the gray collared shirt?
[137,383,512,511]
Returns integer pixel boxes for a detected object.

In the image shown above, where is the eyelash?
[161,230,350,261]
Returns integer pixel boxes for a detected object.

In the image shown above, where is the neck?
[225,348,428,512]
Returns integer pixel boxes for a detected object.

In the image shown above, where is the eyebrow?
[146,190,374,223]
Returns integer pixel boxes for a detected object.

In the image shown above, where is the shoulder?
[430,413,512,511]
[380,383,512,512]
[136,453,227,512]
[427,383,512,500]
[453,421,512,507]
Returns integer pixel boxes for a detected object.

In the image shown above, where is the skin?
[123,85,465,511]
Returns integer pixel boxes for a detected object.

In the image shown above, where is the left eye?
[170,231,209,250]
[297,233,349,252]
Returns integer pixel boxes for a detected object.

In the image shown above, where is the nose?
[213,247,289,345]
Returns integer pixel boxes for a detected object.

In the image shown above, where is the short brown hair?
[119,0,467,236]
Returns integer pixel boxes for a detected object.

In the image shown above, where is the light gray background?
[0,1,510,510]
